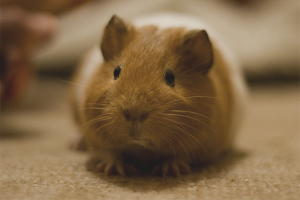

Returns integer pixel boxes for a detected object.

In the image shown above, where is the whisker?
[169,110,220,130]
[56,78,103,96]
[79,107,108,111]
[88,120,116,140]
[162,117,206,162]
[157,128,177,158]
[164,95,218,106]
[85,103,107,106]
[82,114,114,129]
[162,125,191,163]
[106,119,126,145]
[162,113,219,136]
[172,131,199,163]
[162,117,207,154]
[165,118,207,160]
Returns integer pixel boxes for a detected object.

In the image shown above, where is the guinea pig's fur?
[70,13,247,176]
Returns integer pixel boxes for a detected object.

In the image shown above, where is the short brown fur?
[71,15,238,176]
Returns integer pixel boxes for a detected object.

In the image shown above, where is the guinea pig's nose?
[123,110,148,122]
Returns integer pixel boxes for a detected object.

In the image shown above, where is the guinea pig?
[70,13,247,177]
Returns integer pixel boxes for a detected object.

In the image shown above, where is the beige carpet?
[0,77,299,200]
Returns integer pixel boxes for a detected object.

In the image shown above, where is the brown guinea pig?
[70,13,247,177]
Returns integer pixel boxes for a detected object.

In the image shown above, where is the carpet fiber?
[0,77,299,200]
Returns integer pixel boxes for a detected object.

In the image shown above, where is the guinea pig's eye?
[113,65,122,80]
[165,69,175,87]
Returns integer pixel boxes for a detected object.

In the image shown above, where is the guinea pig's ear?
[101,15,131,61]
[178,30,213,74]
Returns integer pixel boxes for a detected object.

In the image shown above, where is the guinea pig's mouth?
[127,126,152,146]
[129,135,146,143]
[131,136,143,141]
[128,135,152,146]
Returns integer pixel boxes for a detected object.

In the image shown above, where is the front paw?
[95,160,140,176]
[151,160,191,177]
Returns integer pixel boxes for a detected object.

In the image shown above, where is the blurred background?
[34,0,299,81]
[2,0,300,79]
[0,1,299,198]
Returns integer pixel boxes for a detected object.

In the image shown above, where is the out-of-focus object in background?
[0,7,57,107]
[0,0,93,107]
[0,0,92,14]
